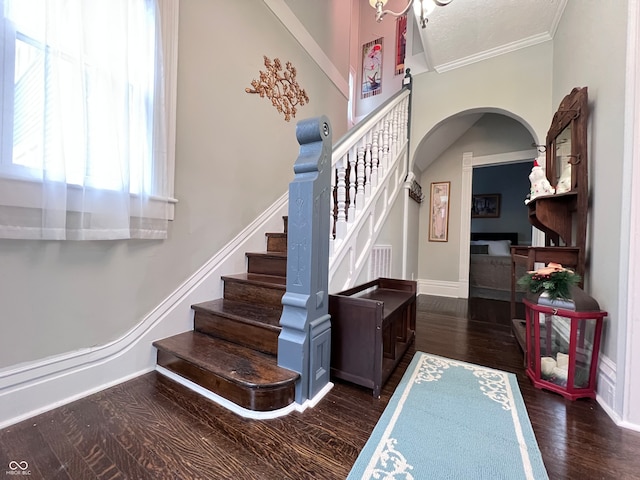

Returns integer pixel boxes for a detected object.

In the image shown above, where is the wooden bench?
[329,278,416,397]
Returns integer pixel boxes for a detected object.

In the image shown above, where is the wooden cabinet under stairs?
[153,217,300,412]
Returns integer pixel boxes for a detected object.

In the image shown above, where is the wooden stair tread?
[192,298,282,329]
[246,251,287,259]
[222,272,287,286]
[154,332,298,387]
[154,213,292,412]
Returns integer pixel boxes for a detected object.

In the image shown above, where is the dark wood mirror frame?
[546,86,589,195]
[510,87,589,337]
[523,87,589,279]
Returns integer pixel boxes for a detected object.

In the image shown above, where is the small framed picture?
[472,193,501,218]
[429,181,450,242]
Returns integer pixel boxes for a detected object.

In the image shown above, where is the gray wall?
[284,0,352,77]
[410,0,628,365]
[410,42,553,165]
[0,1,350,369]
[417,112,537,282]
[551,0,629,359]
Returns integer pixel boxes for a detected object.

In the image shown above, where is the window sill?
[0,175,177,221]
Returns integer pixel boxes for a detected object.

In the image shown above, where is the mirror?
[554,124,572,193]
[546,87,589,196]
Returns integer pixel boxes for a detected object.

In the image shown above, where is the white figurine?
[525,157,555,205]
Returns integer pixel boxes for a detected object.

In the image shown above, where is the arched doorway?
[413,109,540,299]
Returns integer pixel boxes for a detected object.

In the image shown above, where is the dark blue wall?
[471,162,532,245]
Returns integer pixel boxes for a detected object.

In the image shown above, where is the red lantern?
[524,288,606,401]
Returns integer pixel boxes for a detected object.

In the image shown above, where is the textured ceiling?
[411,0,567,73]
[404,0,566,171]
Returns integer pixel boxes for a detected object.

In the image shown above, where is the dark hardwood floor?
[2,295,640,479]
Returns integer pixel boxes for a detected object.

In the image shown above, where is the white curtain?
[0,0,169,240]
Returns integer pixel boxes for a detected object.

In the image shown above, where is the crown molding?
[434,32,553,73]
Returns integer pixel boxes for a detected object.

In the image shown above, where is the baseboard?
[617,418,640,433]
[0,195,289,429]
[418,279,460,298]
[594,353,640,432]
[596,353,617,409]
[156,366,333,420]
[596,353,640,432]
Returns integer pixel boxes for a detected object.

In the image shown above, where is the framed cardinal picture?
[362,38,383,98]
[395,15,407,75]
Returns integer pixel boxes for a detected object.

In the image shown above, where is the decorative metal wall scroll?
[245,56,309,122]
[409,179,424,203]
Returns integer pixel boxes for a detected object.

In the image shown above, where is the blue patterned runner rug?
[348,352,549,479]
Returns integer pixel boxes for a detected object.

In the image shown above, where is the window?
[0,0,178,240]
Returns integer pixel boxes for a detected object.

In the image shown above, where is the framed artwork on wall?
[395,15,407,75]
[472,193,501,218]
[429,181,450,242]
[361,37,383,98]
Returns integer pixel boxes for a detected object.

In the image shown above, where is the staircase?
[153,94,410,414]
[153,216,300,412]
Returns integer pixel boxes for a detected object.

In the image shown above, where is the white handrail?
[332,89,411,160]
[328,89,411,291]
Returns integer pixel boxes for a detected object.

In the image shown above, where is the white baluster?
[371,128,379,189]
[376,127,384,178]
[364,130,372,198]
[336,155,347,239]
[356,143,365,210]
[402,98,409,143]
[398,101,405,146]
[382,119,390,173]
[348,148,356,222]
[392,108,399,159]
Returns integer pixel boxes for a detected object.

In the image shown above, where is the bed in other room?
[469,232,527,301]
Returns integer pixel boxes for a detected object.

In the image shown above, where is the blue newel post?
[278,116,332,404]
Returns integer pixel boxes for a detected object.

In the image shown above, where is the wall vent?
[370,245,392,279]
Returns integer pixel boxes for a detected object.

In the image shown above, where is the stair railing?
[329,74,412,292]
[279,77,412,405]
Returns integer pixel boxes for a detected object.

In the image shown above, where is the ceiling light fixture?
[369,0,453,28]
